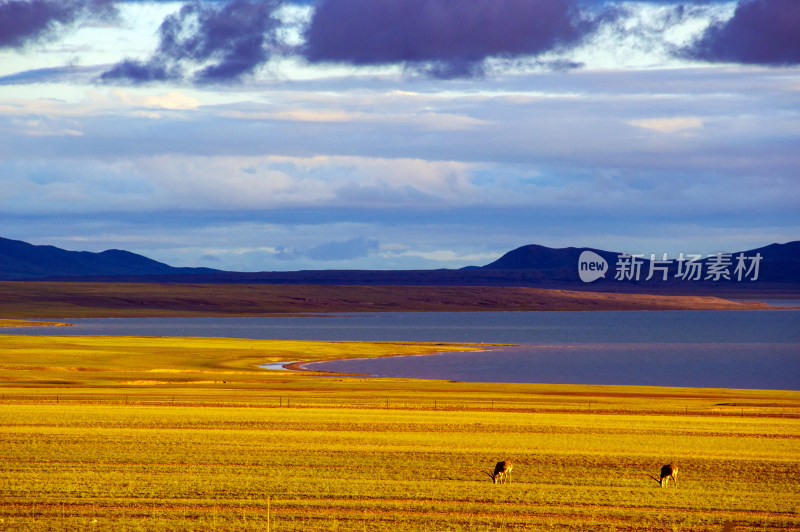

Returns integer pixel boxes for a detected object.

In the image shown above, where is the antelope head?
[491,460,513,484]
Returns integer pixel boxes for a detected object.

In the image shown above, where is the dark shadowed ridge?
[1,236,798,296]
[483,244,617,270]
[483,242,800,285]
[0,237,218,280]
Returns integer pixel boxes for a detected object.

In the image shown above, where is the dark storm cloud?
[303,0,598,78]
[681,0,800,66]
[102,0,284,84]
[0,0,116,49]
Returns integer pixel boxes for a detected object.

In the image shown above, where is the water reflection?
[5,311,798,388]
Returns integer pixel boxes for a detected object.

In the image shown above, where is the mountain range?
[0,237,217,280]
[1,236,797,294]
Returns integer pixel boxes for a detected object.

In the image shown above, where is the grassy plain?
[0,334,798,531]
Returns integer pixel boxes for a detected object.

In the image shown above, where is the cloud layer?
[102,0,284,83]
[0,1,797,271]
[303,0,596,78]
[682,0,800,65]
[30,0,798,85]
[0,0,116,49]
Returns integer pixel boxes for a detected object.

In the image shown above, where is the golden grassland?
[0,334,798,531]
[0,335,493,386]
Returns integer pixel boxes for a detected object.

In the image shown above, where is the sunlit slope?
[0,281,769,319]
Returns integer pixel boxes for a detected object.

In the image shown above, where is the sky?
[0,0,798,272]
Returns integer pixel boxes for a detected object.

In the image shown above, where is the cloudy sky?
[0,0,798,272]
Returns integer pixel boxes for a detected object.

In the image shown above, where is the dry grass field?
[0,334,798,531]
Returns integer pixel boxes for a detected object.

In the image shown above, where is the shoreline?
[294,343,800,391]
[0,319,74,328]
[284,343,505,376]
[286,346,501,376]
[0,297,796,329]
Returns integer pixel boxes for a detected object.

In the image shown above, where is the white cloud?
[222,107,486,130]
[131,90,200,110]
[627,116,704,133]
[0,89,200,121]
[20,122,84,137]
[569,2,737,70]
[384,248,499,264]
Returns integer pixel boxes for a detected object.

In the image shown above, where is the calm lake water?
[7,311,799,389]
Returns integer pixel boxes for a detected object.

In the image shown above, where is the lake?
[5,311,799,389]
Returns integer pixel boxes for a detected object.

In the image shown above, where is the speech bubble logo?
[578,250,608,283]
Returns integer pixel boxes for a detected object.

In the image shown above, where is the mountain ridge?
[482,241,800,284]
[1,236,797,294]
[0,237,218,280]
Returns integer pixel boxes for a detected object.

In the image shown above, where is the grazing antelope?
[660,464,678,488]
[489,460,513,484]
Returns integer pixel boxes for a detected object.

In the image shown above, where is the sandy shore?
[0,319,73,327]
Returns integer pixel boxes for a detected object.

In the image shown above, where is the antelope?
[489,460,513,484]
[660,464,678,488]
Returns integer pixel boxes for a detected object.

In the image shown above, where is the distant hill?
[0,236,797,296]
[483,242,800,284]
[483,244,607,269]
[482,244,619,282]
[0,237,218,280]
